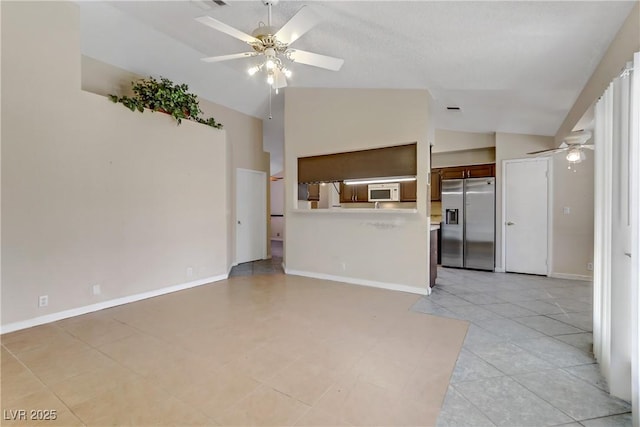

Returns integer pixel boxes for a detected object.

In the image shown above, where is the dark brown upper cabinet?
[339,183,369,203]
[297,143,417,184]
[438,163,495,180]
[466,163,495,178]
[439,166,467,180]
[400,180,417,202]
[431,164,495,201]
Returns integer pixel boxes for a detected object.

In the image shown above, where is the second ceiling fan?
[528,130,594,164]
[196,0,344,90]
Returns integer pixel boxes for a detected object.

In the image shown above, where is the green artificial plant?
[109,76,223,129]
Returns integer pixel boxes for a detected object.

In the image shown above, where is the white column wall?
[284,88,431,293]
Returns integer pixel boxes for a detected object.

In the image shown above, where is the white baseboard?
[285,268,429,296]
[1,274,228,334]
[494,267,506,273]
[549,272,593,281]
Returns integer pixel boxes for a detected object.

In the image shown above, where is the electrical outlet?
[92,284,101,295]
[38,295,48,308]
[563,207,571,215]
[186,267,193,278]
[587,262,594,271]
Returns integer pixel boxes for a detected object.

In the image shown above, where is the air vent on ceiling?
[446,106,461,111]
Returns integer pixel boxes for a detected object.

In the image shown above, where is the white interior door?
[504,158,549,275]
[236,168,266,264]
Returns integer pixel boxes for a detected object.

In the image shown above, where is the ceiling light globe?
[247,66,259,76]
[267,74,274,85]
[566,148,585,163]
[266,59,275,69]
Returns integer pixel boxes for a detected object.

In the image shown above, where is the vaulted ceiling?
[78,1,636,173]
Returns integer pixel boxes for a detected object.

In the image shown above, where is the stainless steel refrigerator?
[441,177,495,271]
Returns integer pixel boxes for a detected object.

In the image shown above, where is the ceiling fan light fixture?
[197,2,344,99]
[566,147,585,163]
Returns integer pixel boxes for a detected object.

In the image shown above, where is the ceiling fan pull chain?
[268,85,273,120]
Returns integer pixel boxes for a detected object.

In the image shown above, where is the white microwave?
[368,183,400,202]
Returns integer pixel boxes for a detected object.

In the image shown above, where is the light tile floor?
[1,269,468,426]
[229,240,284,277]
[414,267,632,427]
[2,259,633,427]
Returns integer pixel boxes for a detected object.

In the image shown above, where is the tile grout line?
[1,342,88,426]
[446,383,499,427]
[431,268,613,427]
[508,369,631,424]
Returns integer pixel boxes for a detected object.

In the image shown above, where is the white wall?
[432,148,496,168]
[433,129,495,153]
[1,2,230,329]
[80,55,270,262]
[284,88,431,293]
[551,154,595,278]
[270,178,284,240]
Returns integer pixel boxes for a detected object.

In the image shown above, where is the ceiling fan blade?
[527,147,569,156]
[201,52,256,63]
[273,69,288,89]
[288,49,344,71]
[583,144,595,150]
[196,16,259,44]
[275,6,321,45]
[564,129,592,145]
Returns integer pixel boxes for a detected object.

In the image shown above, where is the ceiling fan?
[196,0,344,91]
[527,130,594,164]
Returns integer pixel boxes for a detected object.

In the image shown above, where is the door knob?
[507,221,515,226]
